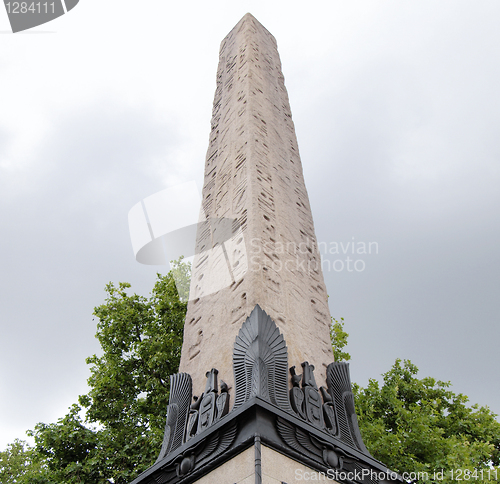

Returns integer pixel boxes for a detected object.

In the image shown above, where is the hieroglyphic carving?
[320,386,337,435]
[289,366,306,419]
[184,395,201,443]
[183,369,231,444]
[301,361,324,428]
[216,380,230,419]
[290,362,338,436]
[198,368,219,433]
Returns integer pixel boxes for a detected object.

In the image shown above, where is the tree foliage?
[330,317,351,362]
[0,439,41,484]
[77,262,188,481]
[18,260,189,484]
[353,359,500,482]
[26,404,101,483]
[330,316,499,482]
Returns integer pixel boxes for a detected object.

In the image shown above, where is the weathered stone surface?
[191,446,254,484]
[261,445,340,483]
[179,13,333,397]
[190,445,340,484]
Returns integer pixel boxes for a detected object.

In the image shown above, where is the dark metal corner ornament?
[185,368,230,442]
[156,421,237,483]
[157,373,192,462]
[130,305,396,484]
[233,304,292,412]
[290,362,338,434]
[276,416,353,470]
[326,361,370,455]
[156,368,231,464]
[155,307,370,467]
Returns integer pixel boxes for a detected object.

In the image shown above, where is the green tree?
[353,359,500,483]
[330,317,351,362]
[0,439,41,484]
[331,317,499,482]
[26,404,102,483]
[25,259,190,484]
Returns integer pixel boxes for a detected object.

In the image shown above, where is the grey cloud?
[0,99,186,441]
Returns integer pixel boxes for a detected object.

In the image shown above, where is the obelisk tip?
[223,12,275,48]
[241,12,256,21]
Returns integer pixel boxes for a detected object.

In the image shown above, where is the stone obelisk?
[130,13,401,484]
[179,12,334,397]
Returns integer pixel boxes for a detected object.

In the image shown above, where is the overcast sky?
[1,0,499,449]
